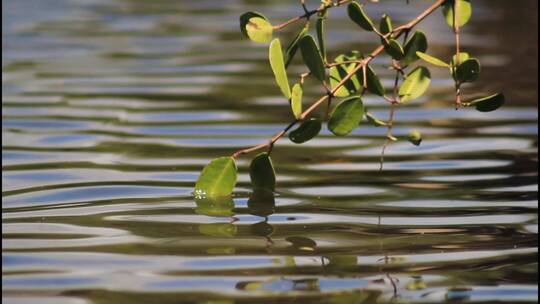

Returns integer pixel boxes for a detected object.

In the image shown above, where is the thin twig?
[453,0,462,109]
[232,0,446,159]
[273,0,352,30]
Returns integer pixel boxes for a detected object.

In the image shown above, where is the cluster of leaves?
[194,0,505,198]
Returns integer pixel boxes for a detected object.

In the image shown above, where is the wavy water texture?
[2,0,538,303]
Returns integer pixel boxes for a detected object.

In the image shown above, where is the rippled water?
[2,0,538,303]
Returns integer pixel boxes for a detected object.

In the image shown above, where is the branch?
[273,0,352,30]
[232,0,446,159]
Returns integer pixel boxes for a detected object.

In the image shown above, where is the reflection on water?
[2,0,538,303]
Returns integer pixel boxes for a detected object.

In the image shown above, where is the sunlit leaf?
[195,157,237,198]
[399,66,431,102]
[249,152,276,190]
[416,51,450,67]
[402,30,428,66]
[442,0,472,28]
[365,112,388,127]
[407,129,423,146]
[285,26,309,68]
[241,13,273,43]
[316,17,327,62]
[347,1,374,32]
[289,118,322,143]
[299,35,326,81]
[330,53,361,97]
[455,58,480,83]
[328,96,365,136]
[468,93,505,112]
[384,39,405,60]
[291,83,303,119]
[269,38,291,99]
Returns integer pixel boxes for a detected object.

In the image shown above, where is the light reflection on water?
[2,0,538,303]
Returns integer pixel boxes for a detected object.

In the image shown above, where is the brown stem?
[453,0,463,109]
[232,0,446,159]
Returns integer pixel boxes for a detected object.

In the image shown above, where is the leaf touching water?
[195,157,237,198]
[249,152,276,190]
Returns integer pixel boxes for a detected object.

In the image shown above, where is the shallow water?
[2,0,538,303]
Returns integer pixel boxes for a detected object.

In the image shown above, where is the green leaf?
[358,64,385,96]
[249,152,276,190]
[195,157,237,198]
[450,52,470,78]
[407,130,423,146]
[416,51,450,67]
[285,26,309,68]
[289,118,322,143]
[300,35,326,81]
[195,196,235,217]
[241,14,273,43]
[468,93,505,112]
[329,53,361,97]
[455,58,480,83]
[291,83,303,119]
[365,112,388,127]
[347,1,374,32]
[248,189,276,217]
[402,31,428,66]
[442,0,472,28]
[328,96,365,136]
[399,66,431,103]
[269,38,291,99]
[380,14,393,35]
[384,39,405,60]
[316,17,327,62]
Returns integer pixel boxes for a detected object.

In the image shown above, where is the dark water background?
[2,0,538,303]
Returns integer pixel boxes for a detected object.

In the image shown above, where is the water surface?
[2,0,538,303]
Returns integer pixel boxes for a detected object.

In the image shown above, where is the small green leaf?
[442,0,472,28]
[468,93,505,112]
[243,16,273,43]
[240,12,266,37]
[450,52,470,78]
[366,112,388,127]
[316,17,327,62]
[330,54,361,97]
[380,14,393,35]
[289,118,322,143]
[195,196,235,217]
[399,66,431,103]
[347,1,374,32]
[328,96,365,136]
[195,157,237,198]
[285,26,309,68]
[407,130,423,146]
[455,58,480,83]
[416,51,450,68]
[269,38,291,99]
[402,30,428,66]
[300,35,326,81]
[384,39,405,60]
[358,65,385,96]
[249,152,276,190]
[291,83,303,119]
